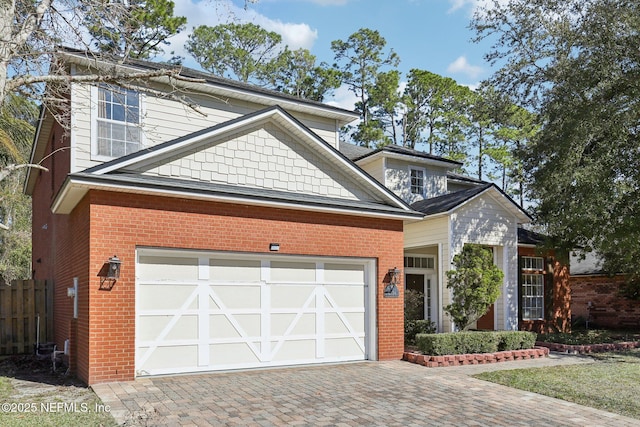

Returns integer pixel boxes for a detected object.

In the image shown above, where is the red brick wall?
[31,120,83,369]
[518,247,571,333]
[570,275,640,329]
[81,190,404,384]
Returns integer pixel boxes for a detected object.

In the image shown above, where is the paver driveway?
[93,357,640,426]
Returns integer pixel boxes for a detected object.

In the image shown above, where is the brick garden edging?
[535,341,640,354]
[403,346,550,368]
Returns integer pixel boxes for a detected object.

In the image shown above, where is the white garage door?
[135,249,376,376]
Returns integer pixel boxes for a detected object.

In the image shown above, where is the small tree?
[445,244,503,331]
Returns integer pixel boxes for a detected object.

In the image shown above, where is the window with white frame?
[404,256,435,269]
[521,256,544,320]
[410,167,425,195]
[94,85,142,158]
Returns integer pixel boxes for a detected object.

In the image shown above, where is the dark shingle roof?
[58,47,358,118]
[517,227,547,245]
[338,143,374,160]
[410,184,492,215]
[352,144,463,167]
[69,172,424,218]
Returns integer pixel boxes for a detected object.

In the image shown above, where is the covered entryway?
[135,248,376,376]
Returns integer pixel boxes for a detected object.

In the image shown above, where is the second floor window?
[410,168,424,195]
[96,86,142,158]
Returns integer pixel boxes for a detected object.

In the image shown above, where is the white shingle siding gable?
[449,193,519,331]
[136,123,374,201]
[384,158,448,204]
[70,83,340,173]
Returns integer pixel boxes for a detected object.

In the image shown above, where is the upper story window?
[410,167,425,196]
[93,85,143,159]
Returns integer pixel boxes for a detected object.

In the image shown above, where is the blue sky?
[167,0,493,109]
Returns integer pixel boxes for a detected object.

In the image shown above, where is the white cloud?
[163,0,317,65]
[256,19,317,50]
[325,84,358,111]
[446,0,509,16]
[446,56,483,79]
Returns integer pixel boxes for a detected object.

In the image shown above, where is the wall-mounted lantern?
[384,267,401,298]
[99,255,121,290]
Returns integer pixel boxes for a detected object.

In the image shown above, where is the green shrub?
[497,331,537,350]
[405,319,436,345]
[415,331,536,355]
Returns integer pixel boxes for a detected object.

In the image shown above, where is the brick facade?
[518,247,571,333]
[35,186,405,385]
[570,274,640,329]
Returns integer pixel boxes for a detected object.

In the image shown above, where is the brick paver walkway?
[92,354,640,426]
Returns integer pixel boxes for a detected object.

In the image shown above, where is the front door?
[406,274,425,321]
[476,304,495,330]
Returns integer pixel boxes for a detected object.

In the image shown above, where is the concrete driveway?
[93,355,640,426]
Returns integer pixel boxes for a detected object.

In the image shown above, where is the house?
[26,49,569,386]
[570,253,639,329]
[25,49,423,385]
[341,144,568,333]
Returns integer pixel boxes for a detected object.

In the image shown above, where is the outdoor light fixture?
[384,267,401,298]
[269,243,280,251]
[99,255,122,290]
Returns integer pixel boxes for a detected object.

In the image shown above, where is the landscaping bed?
[403,346,549,367]
[535,329,640,354]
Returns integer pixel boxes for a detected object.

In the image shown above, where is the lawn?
[475,349,640,419]
[0,356,117,427]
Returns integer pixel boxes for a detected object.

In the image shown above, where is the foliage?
[331,28,400,147]
[404,288,425,322]
[83,0,186,59]
[405,320,436,346]
[0,95,37,283]
[496,331,537,351]
[475,350,640,420]
[472,0,640,288]
[186,22,283,83]
[402,69,469,155]
[415,331,536,355]
[538,330,640,345]
[262,48,341,101]
[444,244,503,330]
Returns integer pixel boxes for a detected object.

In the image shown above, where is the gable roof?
[349,144,463,169]
[58,47,359,125]
[517,227,547,246]
[410,183,531,222]
[52,106,422,220]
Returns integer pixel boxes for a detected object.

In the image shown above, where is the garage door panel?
[139,345,198,371]
[271,285,315,308]
[136,252,372,376]
[325,338,363,358]
[138,284,197,310]
[271,340,316,361]
[210,314,261,338]
[210,343,261,365]
[210,259,261,282]
[211,285,261,309]
[325,263,365,283]
[271,261,316,282]
[138,256,199,281]
[138,315,199,341]
[324,285,364,307]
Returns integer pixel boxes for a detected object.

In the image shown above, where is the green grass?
[475,349,640,419]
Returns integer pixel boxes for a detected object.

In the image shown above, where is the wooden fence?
[0,280,53,355]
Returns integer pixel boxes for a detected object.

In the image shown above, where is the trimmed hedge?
[415,331,537,355]
[405,320,437,345]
